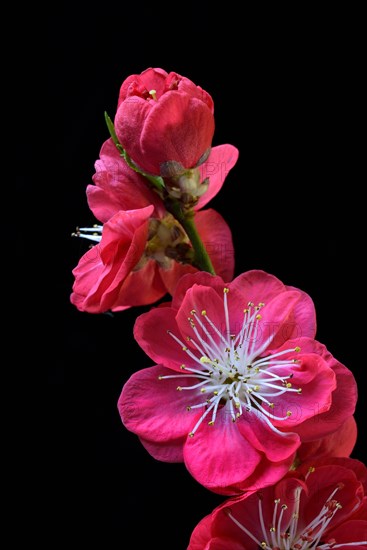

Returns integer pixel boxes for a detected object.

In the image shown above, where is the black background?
[51,4,364,548]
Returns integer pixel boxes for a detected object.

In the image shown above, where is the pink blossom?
[188,457,367,549]
[114,68,215,176]
[118,271,357,494]
[71,138,236,312]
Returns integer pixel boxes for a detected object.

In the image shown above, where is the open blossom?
[118,271,357,494]
[70,138,236,312]
[188,457,367,549]
[114,67,215,176]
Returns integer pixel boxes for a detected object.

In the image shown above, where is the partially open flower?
[188,457,367,549]
[71,209,234,313]
[114,68,215,176]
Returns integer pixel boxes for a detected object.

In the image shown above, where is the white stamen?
[163,293,303,440]
[72,225,103,243]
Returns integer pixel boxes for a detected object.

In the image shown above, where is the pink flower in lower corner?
[188,457,367,549]
[118,270,357,494]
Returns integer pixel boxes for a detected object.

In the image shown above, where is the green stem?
[166,200,216,275]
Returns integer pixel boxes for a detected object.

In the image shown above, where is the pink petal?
[194,209,235,282]
[327,520,367,549]
[118,68,168,105]
[114,96,153,170]
[196,145,239,209]
[139,435,185,462]
[293,357,357,441]
[183,409,262,495]
[298,416,357,462]
[87,138,164,222]
[206,539,245,550]
[172,272,225,310]
[245,290,305,353]
[140,93,215,174]
[188,515,213,550]
[176,284,228,348]
[118,365,204,445]
[237,415,300,462]
[286,285,317,339]
[229,270,286,303]
[111,260,166,310]
[159,262,198,297]
[134,307,189,370]
[70,245,104,312]
[262,353,336,429]
[238,455,295,493]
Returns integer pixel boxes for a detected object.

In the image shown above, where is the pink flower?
[70,206,161,313]
[118,271,357,494]
[87,138,238,216]
[114,68,215,175]
[70,138,236,312]
[188,457,367,549]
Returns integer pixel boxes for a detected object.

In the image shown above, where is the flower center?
[226,471,366,549]
[139,215,192,269]
[159,287,303,436]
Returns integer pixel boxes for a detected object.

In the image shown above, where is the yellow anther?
[158,376,163,380]
[188,432,194,438]
[201,310,207,316]
[208,421,214,426]
[269,403,274,409]
[243,308,249,313]
[295,346,301,352]
[200,388,206,393]
[274,498,280,504]
[259,302,265,307]
[190,309,196,315]
[213,391,219,396]
[286,382,292,388]
[308,466,315,473]
[286,410,292,417]
[200,356,211,363]
[186,406,191,411]
[180,365,186,370]
[223,287,230,293]
[297,388,302,394]
[256,314,262,320]
[261,543,267,548]
[177,386,182,391]
[281,504,288,510]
